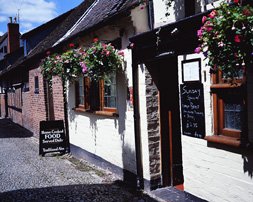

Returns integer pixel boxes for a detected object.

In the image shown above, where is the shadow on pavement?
[0,118,33,138]
[0,181,158,202]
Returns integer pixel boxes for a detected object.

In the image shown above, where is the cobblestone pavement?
[0,119,158,202]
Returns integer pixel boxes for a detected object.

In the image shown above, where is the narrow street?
[0,119,157,202]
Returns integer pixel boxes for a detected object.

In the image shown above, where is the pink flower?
[202,16,207,24]
[46,50,51,55]
[93,38,99,43]
[118,50,124,56]
[56,55,61,60]
[206,26,213,32]
[80,62,88,73]
[106,51,110,56]
[194,47,201,54]
[197,29,203,37]
[208,10,217,19]
[234,35,241,43]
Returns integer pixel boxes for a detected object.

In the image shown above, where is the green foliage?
[196,1,253,79]
[41,40,123,84]
[41,46,83,83]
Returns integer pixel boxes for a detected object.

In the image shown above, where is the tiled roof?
[57,0,139,44]
[0,33,7,45]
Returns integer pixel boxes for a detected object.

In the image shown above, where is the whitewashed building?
[130,0,253,201]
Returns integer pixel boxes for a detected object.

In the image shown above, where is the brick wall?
[24,68,47,135]
[52,76,65,121]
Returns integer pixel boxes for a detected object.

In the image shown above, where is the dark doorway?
[147,56,183,187]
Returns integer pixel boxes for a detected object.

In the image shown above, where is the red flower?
[234,0,239,3]
[202,16,207,24]
[243,8,251,16]
[93,38,99,43]
[69,43,75,48]
[208,10,217,19]
[234,35,241,43]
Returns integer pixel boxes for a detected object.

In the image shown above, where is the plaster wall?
[66,13,150,175]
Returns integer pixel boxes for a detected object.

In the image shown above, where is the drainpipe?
[148,0,154,30]
[62,73,70,153]
[132,49,144,191]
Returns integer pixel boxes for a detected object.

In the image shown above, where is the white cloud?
[0,16,7,22]
[0,31,4,36]
[0,0,57,32]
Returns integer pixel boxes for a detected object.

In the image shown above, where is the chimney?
[7,17,20,54]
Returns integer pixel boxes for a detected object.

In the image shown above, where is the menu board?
[180,83,205,139]
[39,120,66,156]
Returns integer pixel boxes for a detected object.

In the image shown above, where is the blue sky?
[0,0,83,36]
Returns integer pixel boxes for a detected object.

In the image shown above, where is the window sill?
[205,135,240,147]
[210,83,242,89]
[73,107,119,118]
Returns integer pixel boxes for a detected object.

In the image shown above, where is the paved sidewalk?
[0,119,157,202]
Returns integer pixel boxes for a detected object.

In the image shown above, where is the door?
[147,57,183,187]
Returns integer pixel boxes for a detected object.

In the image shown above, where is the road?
[0,118,157,202]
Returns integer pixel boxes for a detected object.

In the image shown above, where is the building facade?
[130,0,253,201]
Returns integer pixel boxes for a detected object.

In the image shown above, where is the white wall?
[138,64,151,181]
[178,54,253,202]
[153,0,224,28]
[153,0,185,28]
[67,63,136,173]
[67,9,150,175]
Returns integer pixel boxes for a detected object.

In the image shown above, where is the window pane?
[78,77,84,106]
[104,74,117,108]
[224,103,242,130]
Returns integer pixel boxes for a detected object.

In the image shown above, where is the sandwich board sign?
[39,120,66,156]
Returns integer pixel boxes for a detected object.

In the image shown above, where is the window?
[75,73,117,115]
[208,70,245,146]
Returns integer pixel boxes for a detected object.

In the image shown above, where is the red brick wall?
[52,76,65,121]
[2,69,65,136]
[23,68,47,135]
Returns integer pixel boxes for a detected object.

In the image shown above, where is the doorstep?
[150,187,207,202]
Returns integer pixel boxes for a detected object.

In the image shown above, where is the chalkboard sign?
[180,83,205,139]
[39,120,66,156]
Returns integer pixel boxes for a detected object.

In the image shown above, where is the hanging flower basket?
[82,38,124,81]
[41,40,124,83]
[196,0,253,80]
[41,44,84,82]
